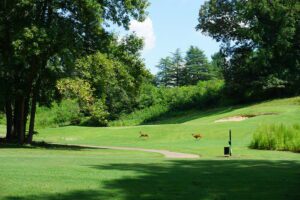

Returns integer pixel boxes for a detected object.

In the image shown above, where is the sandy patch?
[215,113,276,123]
[215,116,249,122]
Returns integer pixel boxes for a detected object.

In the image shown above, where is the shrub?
[109,80,224,126]
[109,104,169,126]
[250,124,300,153]
[35,99,82,128]
[0,113,5,124]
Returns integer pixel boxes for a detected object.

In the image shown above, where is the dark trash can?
[224,146,230,156]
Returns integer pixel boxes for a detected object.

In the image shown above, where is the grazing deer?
[139,131,149,138]
[192,134,202,140]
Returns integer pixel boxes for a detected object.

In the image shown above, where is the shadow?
[0,141,99,151]
[4,160,300,200]
[90,160,300,200]
[142,106,237,125]
[3,190,110,200]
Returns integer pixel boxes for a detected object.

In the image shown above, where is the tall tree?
[0,0,150,143]
[210,52,225,80]
[156,57,176,87]
[196,0,300,100]
[185,46,211,85]
[171,49,185,86]
[156,49,185,87]
[155,47,220,86]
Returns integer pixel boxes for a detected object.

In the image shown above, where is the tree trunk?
[14,97,26,144]
[27,93,37,144]
[5,100,13,142]
[23,97,30,138]
[13,100,19,140]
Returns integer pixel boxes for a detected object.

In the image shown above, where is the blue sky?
[116,0,221,74]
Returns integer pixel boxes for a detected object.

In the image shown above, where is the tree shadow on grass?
[0,141,99,151]
[93,160,300,200]
[4,159,300,200]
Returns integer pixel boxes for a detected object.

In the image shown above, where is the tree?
[156,49,185,87]
[155,47,219,86]
[210,52,226,80]
[196,0,300,100]
[171,49,185,86]
[0,0,150,144]
[156,57,174,86]
[185,46,211,85]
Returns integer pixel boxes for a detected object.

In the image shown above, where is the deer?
[139,131,149,138]
[192,134,203,140]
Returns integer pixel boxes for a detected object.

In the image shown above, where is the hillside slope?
[35,97,300,159]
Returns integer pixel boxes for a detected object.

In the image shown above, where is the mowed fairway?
[36,97,300,159]
[1,97,300,200]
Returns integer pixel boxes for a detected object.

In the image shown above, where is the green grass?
[250,124,300,152]
[1,96,300,199]
[35,97,300,159]
[0,146,299,200]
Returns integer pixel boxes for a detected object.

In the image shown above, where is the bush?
[250,124,300,153]
[109,104,169,126]
[36,99,82,128]
[0,113,5,124]
[109,80,224,126]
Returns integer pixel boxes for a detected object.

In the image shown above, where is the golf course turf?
[1,97,300,199]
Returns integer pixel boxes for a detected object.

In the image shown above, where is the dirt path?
[51,143,200,159]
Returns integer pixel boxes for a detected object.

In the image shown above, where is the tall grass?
[250,124,300,153]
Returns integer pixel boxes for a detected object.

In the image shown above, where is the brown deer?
[139,131,149,138]
[192,134,203,140]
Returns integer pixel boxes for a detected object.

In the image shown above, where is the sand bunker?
[215,116,249,122]
[215,113,276,123]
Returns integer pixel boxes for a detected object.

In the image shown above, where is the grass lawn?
[1,97,300,199]
[0,146,299,200]
[36,97,300,159]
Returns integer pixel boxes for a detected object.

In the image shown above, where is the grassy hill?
[1,96,300,200]
[35,96,300,159]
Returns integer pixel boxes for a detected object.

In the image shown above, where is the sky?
[116,0,220,74]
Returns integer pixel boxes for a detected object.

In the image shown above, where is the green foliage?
[197,0,300,101]
[109,104,169,126]
[57,78,95,113]
[210,52,225,79]
[250,124,300,153]
[75,50,146,119]
[110,80,224,126]
[0,112,5,124]
[0,0,150,143]
[156,47,223,87]
[88,100,109,126]
[35,100,82,128]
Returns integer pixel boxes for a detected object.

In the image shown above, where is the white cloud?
[129,17,156,51]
